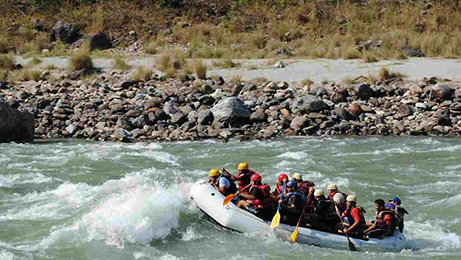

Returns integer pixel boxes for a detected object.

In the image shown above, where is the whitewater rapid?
[1,138,461,259]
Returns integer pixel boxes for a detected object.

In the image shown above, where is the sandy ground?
[14,56,461,83]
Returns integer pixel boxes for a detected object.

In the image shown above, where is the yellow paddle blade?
[222,194,235,206]
[290,226,299,243]
[270,210,281,228]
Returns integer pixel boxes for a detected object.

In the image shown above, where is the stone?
[50,21,81,44]
[154,109,170,121]
[95,121,106,130]
[402,46,425,57]
[333,108,354,121]
[0,102,34,143]
[432,84,454,100]
[65,124,78,135]
[210,97,251,124]
[171,113,187,125]
[198,95,215,106]
[113,128,133,142]
[290,116,309,130]
[354,83,374,100]
[163,101,179,117]
[415,102,428,110]
[125,109,141,117]
[197,110,214,125]
[250,109,267,123]
[272,61,286,69]
[398,104,414,117]
[349,103,362,118]
[291,95,327,113]
[89,32,112,50]
[144,97,162,110]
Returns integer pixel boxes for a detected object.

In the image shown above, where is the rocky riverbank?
[1,69,460,142]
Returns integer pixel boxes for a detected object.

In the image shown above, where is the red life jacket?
[328,190,348,201]
[274,183,283,196]
[238,169,255,191]
[298,181,315,196]
[250,183,273,210]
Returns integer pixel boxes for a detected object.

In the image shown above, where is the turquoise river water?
[1,137,460,260]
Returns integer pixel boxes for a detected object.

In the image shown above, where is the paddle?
[270,182,286,229]
[222,184,251,206]
[290,188,313,243]
[335,205,357,251]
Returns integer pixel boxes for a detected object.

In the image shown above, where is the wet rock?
[0,102,34,143]
[113,128,133,142]
[211,97,251,124]
[89,32,112,50]
[50,21,81,44]
[354,83,374,100]
[65,124,78,135]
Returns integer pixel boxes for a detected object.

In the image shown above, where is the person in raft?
[237,173,274,221]
[386,196,408,232]
[221,162,256,192]
[208,168,238,197]
[279,180,306,225]
[340,195,367,238]
[364,199,396,239]
[327,183,348,214]
[270,173,288,203]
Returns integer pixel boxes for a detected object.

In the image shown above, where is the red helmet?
[278,173,288,183]
[383,214,393,221]
[250,174,262,182]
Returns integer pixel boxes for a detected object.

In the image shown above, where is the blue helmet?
[287,180,297,188]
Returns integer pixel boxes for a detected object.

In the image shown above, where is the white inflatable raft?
[190,180,407,252]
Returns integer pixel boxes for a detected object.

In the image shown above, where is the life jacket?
[217,175,237,196]
[345,206,366,231]
[274,183,284,196]
[298,181,315,196]
[328,190,348,201]
[315,198,338,221]
[250,183,272,210]
[286,191,307,204]
[376,210,396,229]
[238,169,255,191]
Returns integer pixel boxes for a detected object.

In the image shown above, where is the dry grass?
[363,51,379,63]
[28,57,42,67]
[2,1,461,60]
[192,60,207,80]
[132,66,153,81]
[0,69,8,80]
[212,59,240,68]
[112,57,131,70]
[301,77,314,87]
[0,55,14,70]
[378,67,406,81]
[69,48,94,71]
[8,69,42,82]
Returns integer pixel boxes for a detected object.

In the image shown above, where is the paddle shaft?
[276,182,286,211]
[335,205,357,251]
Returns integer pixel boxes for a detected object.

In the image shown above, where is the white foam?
[277,151,308,160]
[0,176,13,188]
[406,220,461,250]
[37,173,191,250]
[0,250,14,260]
[181,226,204,241]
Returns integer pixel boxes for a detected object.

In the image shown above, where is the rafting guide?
[193,162,409,252]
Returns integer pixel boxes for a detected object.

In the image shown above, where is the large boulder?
[89,32,112,50]
[291,95,327,114]
[0,102,34,143]
[210,97,251,124]
[50,21,81,44]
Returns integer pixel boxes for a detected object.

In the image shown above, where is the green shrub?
[0,55,14,69]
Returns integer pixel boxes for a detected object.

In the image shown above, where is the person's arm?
[221,167,239,181]
[217,177,230,195]
[363,220,377,233]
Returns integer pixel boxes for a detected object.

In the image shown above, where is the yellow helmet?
[209,169,220,177]
[314,189,324,197]
[327,184,338,191]
[346,195,357,202]
[292,173,302,181]
[238,162,249,171]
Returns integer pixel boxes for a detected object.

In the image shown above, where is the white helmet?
[333,193,345,204]
[314,189,324,197]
